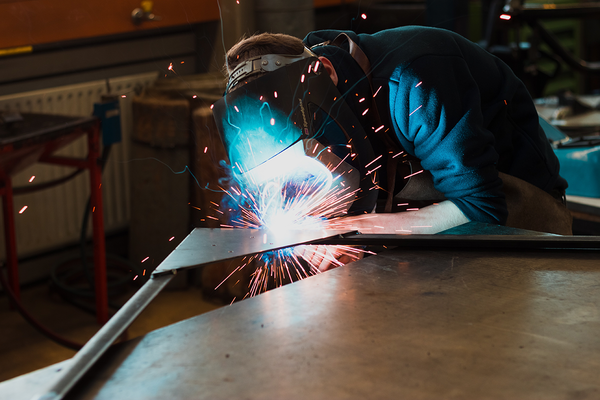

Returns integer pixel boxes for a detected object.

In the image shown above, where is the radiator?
[0,72,158,260]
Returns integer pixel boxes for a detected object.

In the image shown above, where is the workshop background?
[1,0,599,383]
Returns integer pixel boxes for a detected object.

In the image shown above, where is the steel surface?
[152,228,355,276]
[31,228,353,400]
[52,248,600,400]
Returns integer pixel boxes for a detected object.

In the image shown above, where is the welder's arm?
[330,200,469,234]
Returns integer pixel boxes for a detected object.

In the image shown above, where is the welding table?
[0,113,107,324]
[1,224,599,399]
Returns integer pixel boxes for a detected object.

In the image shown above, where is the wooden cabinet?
[0,0,352,50]
[0,0,220,49]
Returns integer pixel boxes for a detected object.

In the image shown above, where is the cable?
[12,168,86,195]
[0,262,83,350]
[5,129,139,349]
[48,144,146,316]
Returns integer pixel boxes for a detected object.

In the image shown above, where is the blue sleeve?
[389,54,508,224]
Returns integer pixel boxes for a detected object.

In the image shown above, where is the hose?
[0,262,83,350]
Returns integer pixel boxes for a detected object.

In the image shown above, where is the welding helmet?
[212,48,379,215]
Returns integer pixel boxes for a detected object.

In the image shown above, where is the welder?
[213,27,572,243]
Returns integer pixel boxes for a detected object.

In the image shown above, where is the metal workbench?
[2,224,599,399]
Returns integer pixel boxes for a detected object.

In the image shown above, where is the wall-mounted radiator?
[0,72,158,261]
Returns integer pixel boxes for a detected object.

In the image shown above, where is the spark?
[141,257,149,263]
[29,176,35,182]
[18,206,28,214]
[361,13,367,19]
[500,14,511,20]
[362,108,369,116]
[210,104,214,109]
[359,97,365,103]
[133,275,138,280]
[406,208,419,211]
[392,151,404,158]
[274,91,278,98]
[366,164,382,175]
[168,63,175,73]
[409,105,423,116]
[397,203,409,206]
[308,64,312,73]
[374,125,384,133]
[169,236,175,241]
[373,86,382,97]
[217,142,368,297]
[301,74,305,83]
[404,170,424,179]
[143,269,146,276]
[270,118,275,126]
[365,154,382,168]
[193,95,197,99]
[234,105,240,112]
[314,60,320,72]
[415,81,422,87]
[204,146,208,153]
[121,95,126,98]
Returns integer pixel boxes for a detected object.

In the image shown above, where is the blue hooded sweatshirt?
[304,26,567,225]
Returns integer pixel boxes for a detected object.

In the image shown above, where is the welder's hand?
[295,245,363,272]
[326,201,470,234]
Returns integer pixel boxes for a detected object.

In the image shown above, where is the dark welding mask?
[212,48,379,215]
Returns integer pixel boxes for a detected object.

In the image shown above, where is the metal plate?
[314,233,600,250]
[54,248,600,400]
[152,228,355,275]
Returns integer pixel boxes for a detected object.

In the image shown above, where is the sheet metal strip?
[315,233,600,250]
[34,273,175,400]
[152,228,356,276]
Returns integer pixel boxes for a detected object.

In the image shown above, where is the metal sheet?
[314,233,600,250]
[152,228,355,275]
[55,248,600,400]
[27,228,353,400]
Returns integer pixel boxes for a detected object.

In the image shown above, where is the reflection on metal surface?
[31,228,353,400]
[152,228,355,275]
[45,249,600,399]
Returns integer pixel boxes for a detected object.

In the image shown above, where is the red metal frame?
[1,120,108,324]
